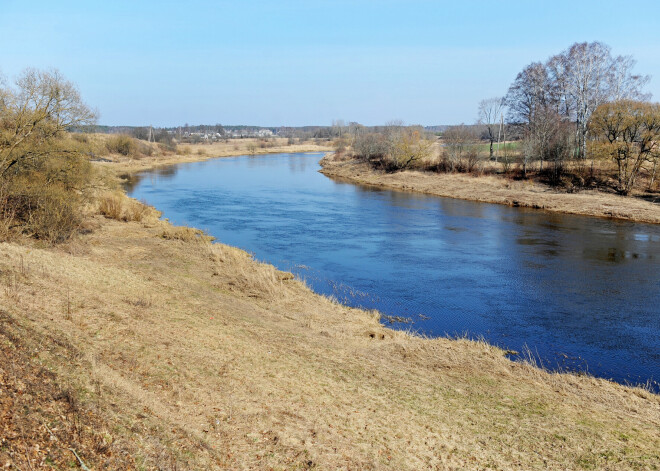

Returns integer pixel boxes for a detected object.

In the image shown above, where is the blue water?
[126,153,660,389]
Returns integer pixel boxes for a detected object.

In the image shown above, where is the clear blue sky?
[1,0,659,127]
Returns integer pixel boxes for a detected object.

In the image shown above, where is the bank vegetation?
[324,42,660,223]
[1,69,659,469]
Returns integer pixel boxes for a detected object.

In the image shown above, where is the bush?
[106,135,137,156]
[137,141,154,157]
[353,133,388,162]
[0,69,97,243]
[158,142,177,154]
[1,176,83,243]
[353,129,433,171]
[72,133,89,143]
[178,146,192,156]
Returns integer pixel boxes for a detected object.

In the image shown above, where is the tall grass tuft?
[98,193,153,222]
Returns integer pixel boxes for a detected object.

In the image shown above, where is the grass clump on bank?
[98,191,155,223]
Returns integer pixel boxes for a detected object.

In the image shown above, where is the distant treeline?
[70,124,480,140]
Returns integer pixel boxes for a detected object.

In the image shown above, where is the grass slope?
[0,208,658,470]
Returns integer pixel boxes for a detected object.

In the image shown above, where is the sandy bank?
[320,156,660,224]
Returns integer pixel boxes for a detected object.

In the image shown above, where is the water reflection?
[120,173,143,193]
[127,153,660,390]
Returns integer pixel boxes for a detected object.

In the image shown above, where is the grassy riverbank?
[1,153,659,470]
[320,156,660,224]
[93,135,334,175]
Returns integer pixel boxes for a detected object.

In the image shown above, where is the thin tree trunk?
[649,159,657,190]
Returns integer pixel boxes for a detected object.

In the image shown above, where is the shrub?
[1,176,83,243]
[72,133,89,143]
[106,135,137,156]
[137,141,154,157]
[353,129,433,171]
[178,146,192,156]
[353,133,388,162]
[158,142,177,154]
[0,69,96,243]
[334,138,347,156]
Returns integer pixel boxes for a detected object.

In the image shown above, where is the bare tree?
[331,119,345,138]
[442,124,480,172]
[347,121,364,143]
[563,42,615,160]
[505,62,554,126]
[549,42,650,159]
[0,68,97,176]
[506,42,651,164]
[478,97,504,160]
[608,54,651,102]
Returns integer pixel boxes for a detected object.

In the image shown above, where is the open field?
[475,141,520,154]
[0,187,659,469]
[320,156,660,224]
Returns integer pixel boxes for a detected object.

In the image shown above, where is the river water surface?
[126,153,660,389]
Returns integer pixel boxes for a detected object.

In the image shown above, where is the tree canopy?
[588,100,660,195]
[505,42,650,160]
[0,68,97,177]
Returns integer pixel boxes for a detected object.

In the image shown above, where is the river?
[126,152,660,389]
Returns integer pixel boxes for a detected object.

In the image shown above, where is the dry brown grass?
[94,135,333,175]
[0,311,139,469]
[320,156,660,224]
[0,213,658,470]
[98,192,123,219]
[98,191,157,223]
[160,225,214,242]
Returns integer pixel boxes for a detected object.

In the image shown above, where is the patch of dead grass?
[98,191,158,223]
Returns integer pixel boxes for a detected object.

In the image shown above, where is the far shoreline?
[94,137,334,175]
[319,155,660,225]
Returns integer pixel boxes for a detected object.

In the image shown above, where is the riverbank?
[96,136,333,175]
[0,157,658,469]
[320,156,660,224]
